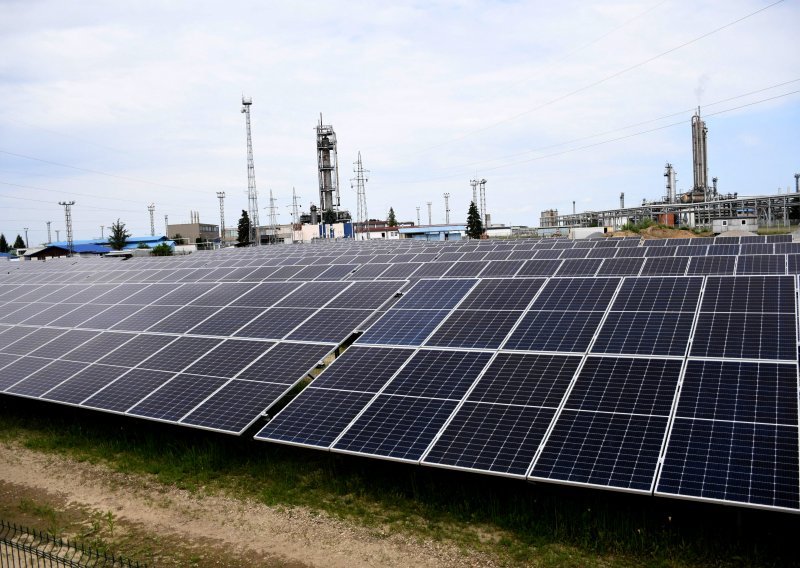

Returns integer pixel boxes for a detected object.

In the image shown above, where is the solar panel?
[592,311,693,356]
[180,379,291,432]
[236,342,333,384]
[183,339,274,378]
[504,310,605,353]
[234,307,317,339]
[595,258,643,276]
[41,364,128,404]
[146,306,220,334]
[530,277,619,311]
[516,259,562,276]
[0,357,54,391]
[127,374,228,422]
[457,278,544,310]
[555,259,602,276]
[531,356,683,492]
[640,257,688,276]
[186,307,261,336]
[735,255,786,275]
[82,368,176,412]
[139,337,222,372]
[287,309,373,342]
[690,312,796,360]
[7,359,88,397]
[686,256,736,275]
[426,310,524,349]
[393,279,476,310]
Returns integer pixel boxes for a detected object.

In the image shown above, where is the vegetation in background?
[1,399,796,568]
[171,233,184,245]
[0,233,8,253]
[236,210,250,247]
[136,242,150,249]
[467,201,483,238]
[12,234,25,249]
[620,218,656,233]
[322,208,337,224]
[150,243,172,256]
[387,207,397,227]
[108,219,130,250]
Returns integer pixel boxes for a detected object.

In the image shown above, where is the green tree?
[236,210,251,247]
[172,233,184,244]
[136,242,150,249]
[387,207,397,227]
[0,234,8,253]
[150,243,173,256]
[108,219,130,250]
[12,235,25,249]
[466,201,483,239]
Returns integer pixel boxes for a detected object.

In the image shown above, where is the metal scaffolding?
[241,96,260,245]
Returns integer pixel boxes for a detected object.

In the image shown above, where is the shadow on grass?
[1,397,797,567]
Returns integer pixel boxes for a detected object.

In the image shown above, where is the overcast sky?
[1,0,798,243]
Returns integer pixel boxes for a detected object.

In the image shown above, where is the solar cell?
[393,279,476,310]
[236,342,333,384]
[531,411,669,491]
[82,368,175,412]
[423,404,556,475]
[381,350,492,399]
[657,419,799,510]
[676,360,796,424]
[700,276,794,313]
[183,339,274,378]
[457,278,544,310]
[610,277,701,311]
[333,396,459,460]
[555,259,602,276]
[426,310,523,349]
[110,305,178,331]
[685,256,736,275]
[139,337,222,372]
[356,309,451,346]
[180,379,291,432]
[593,312,693,356]
[317,264,358,280]
[19,303,82,325]
[76,304,148,330]
[233,307,317,339]
[187,283,254,307]
[516,259,562,276]
[97,334,174,367]
[128,374,228,421]
[27,330,98,359]
[275,281,351,308]
[503,310,605,352]
[186,306,262,336]
[256,389,376,447]
[311,346,414,392]
[286,308,373,342]
[326,281,402,309]
[152,283,218,305]
[377,263,422,279]
[0,357,54,390]
[640,257,688,276]
[41,364,128,404]
[231,282,299,308]
[690,312,796,360]
[1,328,68,355]
[6,359,88,397]
[478,260,525,277]
[530,277,619,311]
[735,255,786,275]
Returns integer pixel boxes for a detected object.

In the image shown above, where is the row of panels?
[4,253,800,287]
[256,274,800,513]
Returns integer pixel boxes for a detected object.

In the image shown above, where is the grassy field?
[1,397,797,567]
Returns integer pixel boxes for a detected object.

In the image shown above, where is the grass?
[1,398,799,567]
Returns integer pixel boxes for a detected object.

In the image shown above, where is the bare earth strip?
[0,442,496,567]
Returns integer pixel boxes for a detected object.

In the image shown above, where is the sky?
[0,0,798,244]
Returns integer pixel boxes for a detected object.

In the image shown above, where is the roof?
[399,225,466,234]
[73,243,113,254]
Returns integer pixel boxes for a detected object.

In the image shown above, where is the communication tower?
[479,179,487,227]
[148,203,155,236]
[46,221,51,244]
[316,114,340,216]
[241,96,261,245]
[444,193,450,225]
[216,192,226,245]
[266,189,279,244]
[352,152,370,239]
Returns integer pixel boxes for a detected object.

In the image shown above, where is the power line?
[377,88,800,186]
[397,0,786,157]
[0,180,144,205]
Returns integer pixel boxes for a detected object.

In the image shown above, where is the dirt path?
[0,442,495,567]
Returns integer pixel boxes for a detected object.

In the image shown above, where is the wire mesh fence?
[0,521,145,568]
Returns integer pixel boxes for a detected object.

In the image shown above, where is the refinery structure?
[542,108,800,233]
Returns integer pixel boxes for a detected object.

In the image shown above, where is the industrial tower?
[479,179,487,227]
[241,96,261,245]
[444,193,450,225]
[352,152,369,239]
[148,203,155,236]
[691,107,709,197]
[291,188,301,243]
[266,189,279,244]
[316,114,340,216]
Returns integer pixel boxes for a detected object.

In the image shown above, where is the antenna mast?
[216,191,226,246]
[352,152,369,239]
[148,203,155,236]
[241,96,261,245]
[291,187,301,243]
[444,193,451,225]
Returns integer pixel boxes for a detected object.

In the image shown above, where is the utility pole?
[100,225,104,239]
[216,191,226,246]
[479,179,487,227]
[23,227,28,248]
[58,201,75,257]
[427,202,432,225]
[444,193,450,225]
[55,229,61,242]
[470,179,479,208]
[416,206,421,227]
[266,189,279,244]
[46,221,51,244]
[148,203,155,236]
[241,96,260,246]
[352,152,370,240]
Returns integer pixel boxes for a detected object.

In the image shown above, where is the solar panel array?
[1,232,798,513]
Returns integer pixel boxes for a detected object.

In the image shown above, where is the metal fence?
[0,521,145,568]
